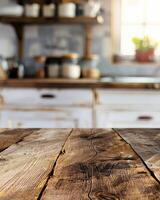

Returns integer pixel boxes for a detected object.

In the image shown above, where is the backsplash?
[24,0,111,60]
[24,25,85,57]
[100,63,160,77]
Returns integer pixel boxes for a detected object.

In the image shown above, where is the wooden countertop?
[0,79,158,89]
[0,128,159,199]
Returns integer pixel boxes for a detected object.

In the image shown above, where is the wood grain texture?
[0,129,35,152]
[117,129,160,182]
[41,129,160,200]
[0,129,71,200]
[0,16,102,25]
[0,79,156,89]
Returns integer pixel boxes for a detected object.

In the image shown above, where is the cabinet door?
[0,107,92,128]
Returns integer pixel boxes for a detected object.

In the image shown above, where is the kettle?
[83,0,101,17]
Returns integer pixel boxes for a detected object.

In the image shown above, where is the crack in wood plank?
[41,129,160,200]
[116,129,160,184]
[0,129,37,152]
[37,129,73,200]
[0,129,71,200]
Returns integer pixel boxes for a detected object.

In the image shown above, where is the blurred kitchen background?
[1,0,160,129]
[2,0,160,78]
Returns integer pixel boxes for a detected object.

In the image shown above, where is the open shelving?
[0,16,103,25]
[0,0,104,59]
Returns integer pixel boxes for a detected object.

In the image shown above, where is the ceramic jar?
[61,54,81,79]
[25,4,40,17]
[58,3,76,18]
[43,4,55,17]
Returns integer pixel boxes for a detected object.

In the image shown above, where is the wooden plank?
[84,25,93,58]
[0,79,156,89]
[0,79,99,89]
[0,129,35,152]
[0,16,102,25]
[41,129,160,200]
[60,0,86,3]
[117,129,160,182]
[0,129,71,200]
[23,0,86,3]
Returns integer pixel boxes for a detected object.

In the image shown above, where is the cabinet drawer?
[1,88,92,108]
[0,107,92,128]
[0,119,76,129]
[96,89,160,105]
[96,106,160,128]
[0,110,74,128]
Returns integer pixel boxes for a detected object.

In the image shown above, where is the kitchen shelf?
[0,78,158,89]
[0,16,104,25]
[0,15,104,59]
[17,0,86,5]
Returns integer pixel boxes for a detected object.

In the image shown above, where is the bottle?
[81,55,100,79]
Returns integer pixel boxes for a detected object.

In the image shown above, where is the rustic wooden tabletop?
[0,129,159,200]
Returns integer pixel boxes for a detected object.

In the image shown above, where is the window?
[120,0,160,56]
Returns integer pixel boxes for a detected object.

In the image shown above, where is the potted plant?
[132,36,158,63]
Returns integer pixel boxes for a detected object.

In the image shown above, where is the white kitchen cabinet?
[1,87,160,129]
[0,88,93,128]
[0,107,92,128]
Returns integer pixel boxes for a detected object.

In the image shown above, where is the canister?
[25,3,40,17]
[43,3,55,17]
[45,57,61,78]
[61,54,81,79]
[58,3,76,18]
[81,55,100,79]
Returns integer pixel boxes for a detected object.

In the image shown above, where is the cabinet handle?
[41,94,56,99]
[137,116,153,121]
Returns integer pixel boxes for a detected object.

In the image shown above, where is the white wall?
[0,0,17,58]
[0,24,17,58]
